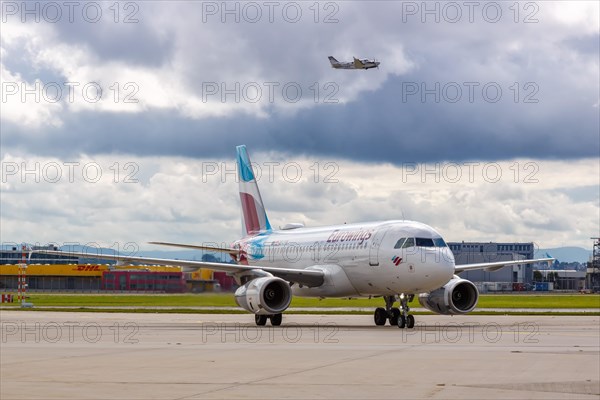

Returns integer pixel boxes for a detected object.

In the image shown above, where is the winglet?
[236,145,272,236]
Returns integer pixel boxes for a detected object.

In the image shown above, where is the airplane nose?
[442,248,455,276]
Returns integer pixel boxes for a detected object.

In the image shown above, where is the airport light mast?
[587,238,600,293]
[18,245,33,307]
[18,245,27,305]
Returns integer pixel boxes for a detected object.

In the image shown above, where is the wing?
[455,258,554,274]
[148,241,240,256]
[32,250,324,287]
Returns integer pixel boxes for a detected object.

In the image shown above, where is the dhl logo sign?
[74,265,102,272]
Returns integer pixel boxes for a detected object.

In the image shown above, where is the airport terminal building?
[448,242,536,291]
[0,246,187,293]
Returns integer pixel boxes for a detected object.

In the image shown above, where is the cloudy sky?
[1,1,598,252]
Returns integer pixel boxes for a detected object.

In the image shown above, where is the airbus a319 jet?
[328,56,380,70]
[35,146,553,328]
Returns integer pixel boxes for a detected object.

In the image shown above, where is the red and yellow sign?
[0,264,182,277]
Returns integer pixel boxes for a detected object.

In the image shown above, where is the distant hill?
[535,247,592,264]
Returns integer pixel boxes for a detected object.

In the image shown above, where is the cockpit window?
[433,238,447,247]
[415,238,435,247]
[402,237,415,248]
[398,237,446,248]
[394,238,406,249]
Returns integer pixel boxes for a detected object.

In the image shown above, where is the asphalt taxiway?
[1,312,598,399]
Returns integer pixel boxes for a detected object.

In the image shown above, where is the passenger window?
[394,238,406,249]
[402,238,415,248]
[415,238,435,247]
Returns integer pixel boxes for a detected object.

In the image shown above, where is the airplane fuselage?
[233,220,455,298]
[329,57,380,70]
[332,62,379,70]
[331,63,355,69]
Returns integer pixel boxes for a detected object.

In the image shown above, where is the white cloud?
[0,55,63,128]
[545,1,599,34]
[1,152,597,250]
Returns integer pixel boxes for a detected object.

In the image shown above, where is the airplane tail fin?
[236,145,272,236]
[328,56,340,66]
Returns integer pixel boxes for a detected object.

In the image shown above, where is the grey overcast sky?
[1,1,598,250]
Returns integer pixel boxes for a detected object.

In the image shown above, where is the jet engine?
[234,276,292,315]
[418,277,479,315]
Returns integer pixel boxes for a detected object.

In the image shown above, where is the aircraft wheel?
[406,314,415,329]
[374,307,387,326]
[270,313,282,326]
[389,308,400,326]
[255,314,268,326]
[397,315,406,329]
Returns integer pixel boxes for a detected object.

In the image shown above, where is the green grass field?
[2,293,599,309]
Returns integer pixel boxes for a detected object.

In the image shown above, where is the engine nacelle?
[418,277,479,315]
[234,276,292,315]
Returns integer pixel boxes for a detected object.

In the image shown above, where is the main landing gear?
[373,294,415,329]
[374,295,399,326]
[255,313,282,326]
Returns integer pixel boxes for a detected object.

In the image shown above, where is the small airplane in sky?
[328,56,380,70]
[34,146,553,328]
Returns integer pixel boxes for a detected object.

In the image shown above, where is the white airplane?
[34,146,553,328]
[328,56,380,70]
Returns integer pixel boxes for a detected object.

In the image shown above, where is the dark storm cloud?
[2,2,598,163]
[3,73,597,164]
[41,5,174,67]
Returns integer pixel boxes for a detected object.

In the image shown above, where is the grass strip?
[4,293,598,309]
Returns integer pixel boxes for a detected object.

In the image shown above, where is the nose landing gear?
[397,294,415,329]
